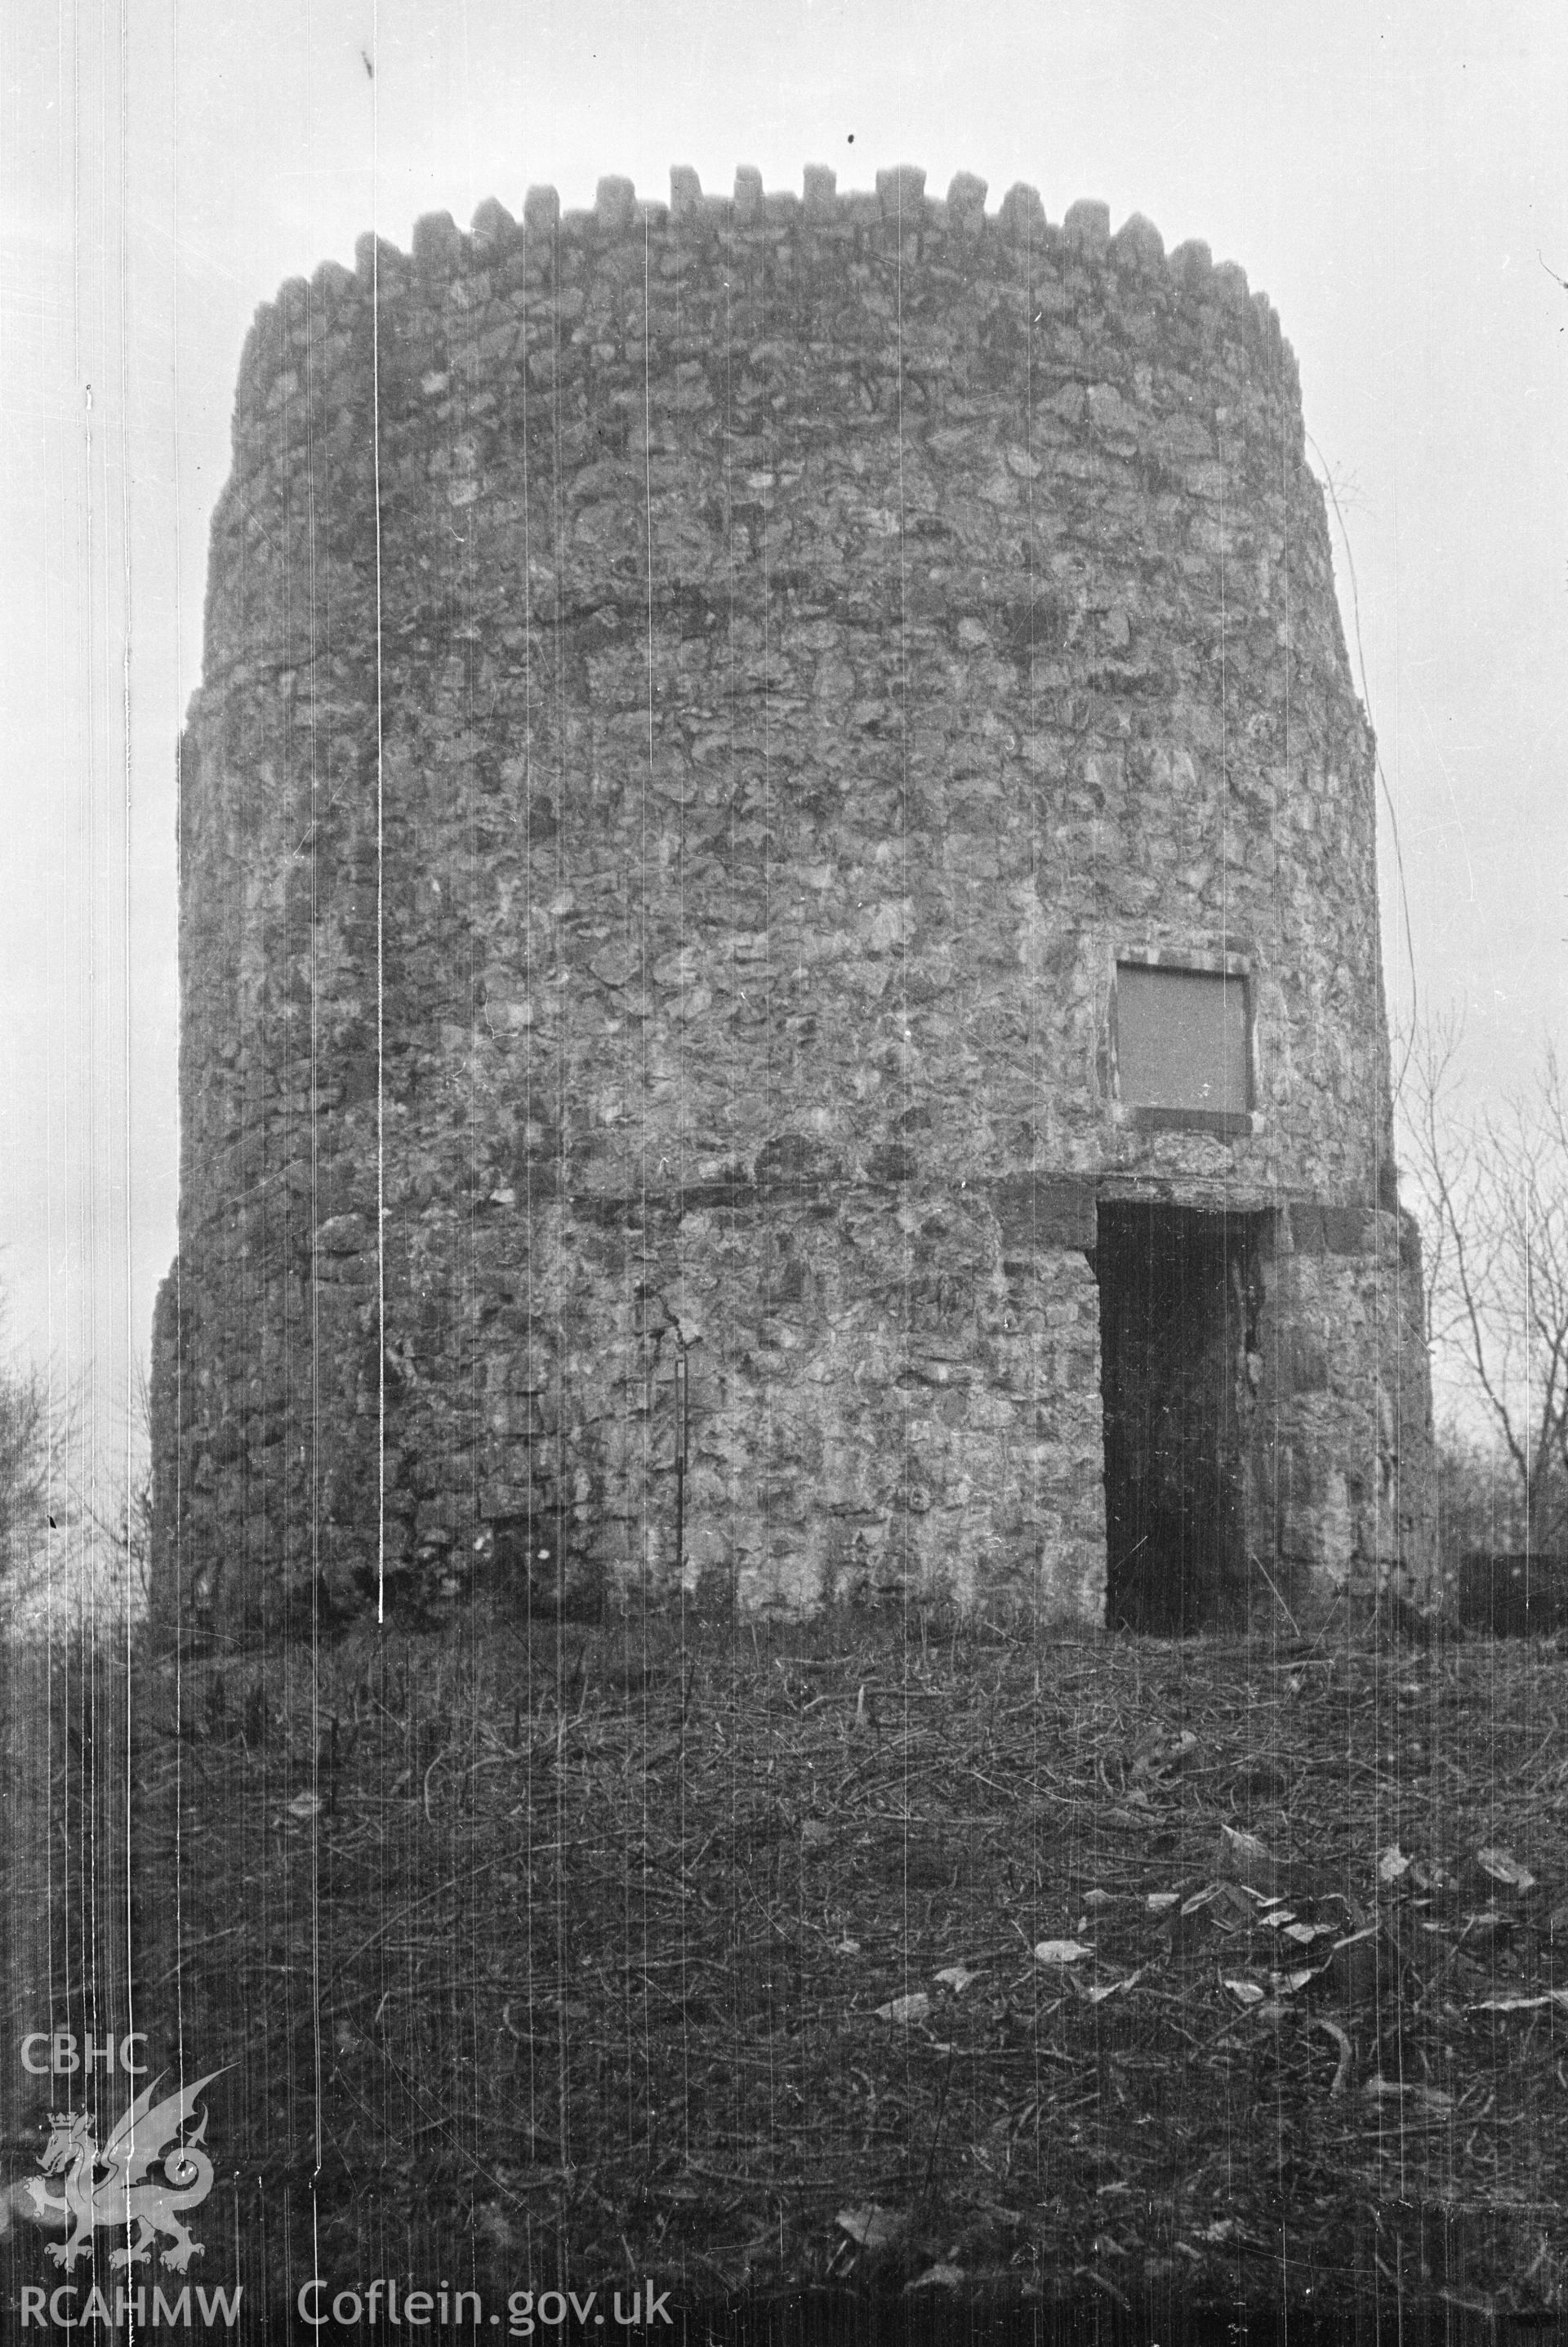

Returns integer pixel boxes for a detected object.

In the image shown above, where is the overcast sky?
[2,0,1565,1470]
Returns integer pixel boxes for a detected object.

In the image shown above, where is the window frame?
[1107,945,1258,1138]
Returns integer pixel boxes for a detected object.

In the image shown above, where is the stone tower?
[149,165,1434,1641]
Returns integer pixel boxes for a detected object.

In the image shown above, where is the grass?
[7,1603,1568,2333]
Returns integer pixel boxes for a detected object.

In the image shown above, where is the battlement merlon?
[231,163,1298,435]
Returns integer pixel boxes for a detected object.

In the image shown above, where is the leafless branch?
[1397,1017,1568,1551]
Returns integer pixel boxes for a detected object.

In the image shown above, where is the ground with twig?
[6,1611,1568,2332]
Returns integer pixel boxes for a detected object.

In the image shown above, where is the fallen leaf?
[905,2265,965,2292]
[837,2204,903,2251]
[1208,1881,1259,1932]
[834,1939,862,1956]
[1146,1891,1180,1913]
[932,1966,980,1993]
[1082,1887,1116,1912]
[1470,1990,1568,2014]
[1181,1883,1222,1917]
[1132,1728,1198,1777]
[287,1791,322,1821]
[1086,1966,1147,2006]
[1035,1939,1094,1966]
[1313,2015,1354,2095]
[1219,1824,1281,1895]
[1258,1907,1298,1931]
[875,1991,932,2024]
[1283,1921,1336,1944]
[1477,1847,1537,1893]
[1223,1978,1266,2006]
[1269,1967,1321,1995]
[1361,2078,1453,2112]
[1378,1845,1412,1883]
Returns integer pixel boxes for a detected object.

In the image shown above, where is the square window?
[1115,964,1250,1129]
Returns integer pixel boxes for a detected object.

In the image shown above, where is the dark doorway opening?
[1095,1201,1258,1633]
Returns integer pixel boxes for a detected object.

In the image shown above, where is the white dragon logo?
[20,2069,225,2273]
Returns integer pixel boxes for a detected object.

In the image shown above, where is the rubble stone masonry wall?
[150,164,1435,1640]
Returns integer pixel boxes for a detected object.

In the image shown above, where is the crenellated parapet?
[204,161,1330,719]
[227,162,1295,443]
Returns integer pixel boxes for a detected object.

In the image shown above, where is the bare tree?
[0,1352,56,1588]
[1401,1015,1568,1553]
[0,1342,62,1596]
[48,1355,152,1624]
[119,1353,154,1608]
